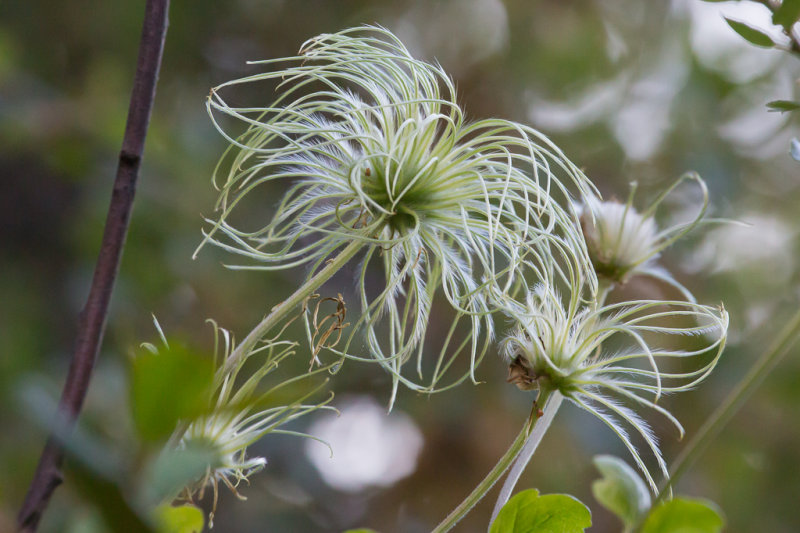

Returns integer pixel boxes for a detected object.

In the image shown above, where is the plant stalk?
[490,390,563,527]
[17,2,170,530]
[431,389,560,533]
[656,306,800,505]
[222,240,363,374]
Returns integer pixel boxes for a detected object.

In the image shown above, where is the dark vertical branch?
[17,1,170,530]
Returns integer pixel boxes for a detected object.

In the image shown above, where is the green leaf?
[155,505,205,533]
[641,498,724,533]
[141,440,221,505]
[767,100,800,112]
[724,18,776,48]
[490,489,592,533]
[592,455,651,527]
[773,0,800,28]
[130,341,214,443]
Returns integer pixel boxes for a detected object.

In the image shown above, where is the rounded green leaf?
[641,498,724,533]
[155,504,204,533]
[592,455,651,527]
[130,342,214,443]
[490,489,592,533]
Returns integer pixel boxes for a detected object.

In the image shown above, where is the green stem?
[222,240,363,374]
[431,389,559,533]
[490,390,563,527]
[655,306,800,505]
[596,279,615,308]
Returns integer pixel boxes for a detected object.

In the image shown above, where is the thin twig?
[489,391,564,527]
[431,390,561,533]
[17,1,170,530]
[653,307,800,508]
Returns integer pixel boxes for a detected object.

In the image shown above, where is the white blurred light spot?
[603,21,629,63]
[714,68,799,159]
[528,39,688,160]
[717,100,791,158]
[611,44,689,161]
[679,0,785,83]
[685,214,795,282]
[305,397,424,493]
[528,76,627,132]
[397,0,508,71]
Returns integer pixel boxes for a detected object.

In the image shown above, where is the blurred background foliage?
[1,0,799,532]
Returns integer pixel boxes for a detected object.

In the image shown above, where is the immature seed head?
[578,174,710,301]
[580,199,659,282]
[147,320,334,517]
[178,417,268,508]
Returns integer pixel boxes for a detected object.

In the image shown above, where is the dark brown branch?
[17,1,170,530]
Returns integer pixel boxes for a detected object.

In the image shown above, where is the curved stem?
[17,2,170,530]
[490,390,563,527]
[596,279,615,308]
[655,307,800,506]
[222,240,363,374]
[431,389,560,533]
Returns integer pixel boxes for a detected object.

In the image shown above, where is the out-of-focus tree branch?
[16,1,170,530]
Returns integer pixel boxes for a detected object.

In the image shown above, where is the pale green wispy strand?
[196,26,598,400]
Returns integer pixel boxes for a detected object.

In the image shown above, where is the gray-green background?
[1,1,799,531]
